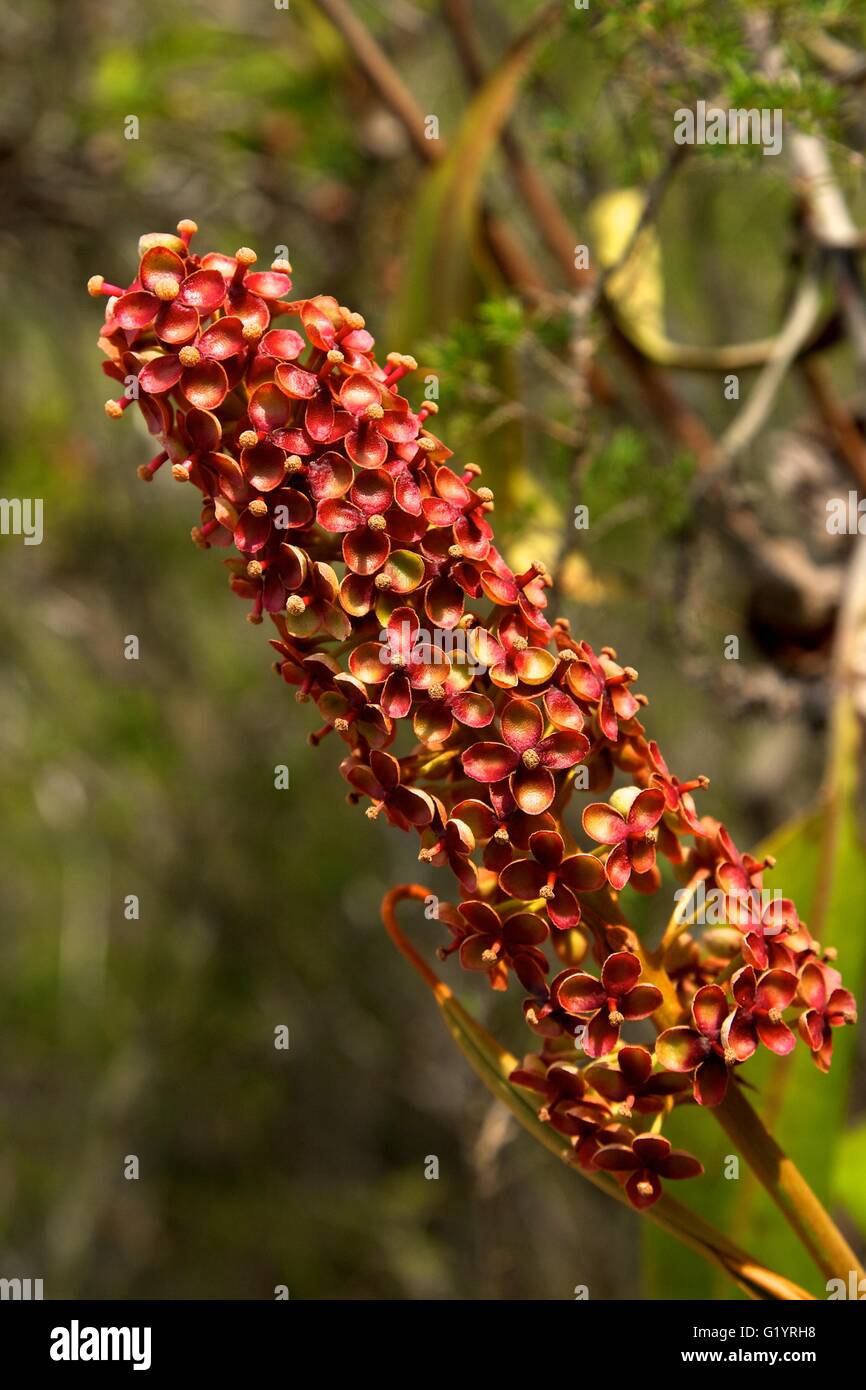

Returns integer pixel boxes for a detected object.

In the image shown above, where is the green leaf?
[832,1120,866,1240]
[390,5,557,347]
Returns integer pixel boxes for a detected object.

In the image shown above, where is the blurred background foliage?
[1,0,865,1299]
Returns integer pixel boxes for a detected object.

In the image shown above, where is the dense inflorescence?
[90,223,857,1210]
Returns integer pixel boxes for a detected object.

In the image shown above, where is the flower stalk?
[89,223,863,1297]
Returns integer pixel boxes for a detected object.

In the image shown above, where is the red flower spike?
[90,227,859,1213]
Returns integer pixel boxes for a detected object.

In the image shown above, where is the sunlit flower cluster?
[91,224,857,1209]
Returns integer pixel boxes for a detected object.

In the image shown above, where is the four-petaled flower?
[550,951,663,1058]
[350,607,450,719]
[342,749,436,831]
[498,829,605,930]
[727,965,799,1059]
[139,315,247,410]
[461,693,589,815]
[441,900,549,993]
[592,1134,703,1209]
[564,641,641,741]
[797,962,857,1072]
[655,984,736,1107]
[582,788,666,891]
[727,894,799,972]
[112,244,227,342]
[585,1044,692,1117]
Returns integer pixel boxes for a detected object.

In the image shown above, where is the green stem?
[713,1081,865,1285]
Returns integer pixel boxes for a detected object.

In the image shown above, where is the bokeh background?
[1,0,865,1299]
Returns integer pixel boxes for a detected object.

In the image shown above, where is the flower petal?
[692,984,728,1040]
[626,788,666,834]
[601,951,642,996]
[655,1027,707,1072]
[500,698,543,753]
[498,858,546,901]
[582,803,629,846]
[461,742,520,784]
[553,971,606,1016]
[538,729,589,770]
[693,1054,729,1107]
[620,984,663,1020]
[559,853,606,894]
[510,764,556,815]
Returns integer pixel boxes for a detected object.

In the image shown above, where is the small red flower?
[412,673,495,749]
[316,672,391,750]
[498,829,605,930]
[713,824,772,898]
[727,965,799,1059]
[441,900,549,993]
[349,607,450,719]
[510,1055,615,1143]
[339,373,420,469]
[449,794,556,873]
[139,317,247,410]
[582,788,665,891]
[469,615,558,691]
[797,962,857,1072]
[421,465,493,560]
[646,739,706,834]
[418,814,477,893]
[585,1044,692,1117]
[342,749,436,831]
[316,468,396,576]
[727,893,799,972]
[113,245,227,342]
[592,1133,703,1209]
[282,561,350,640]
[461,694,589,815]
[550,951,663,1058]
[564,641,641,741]
[655,984,735,1106]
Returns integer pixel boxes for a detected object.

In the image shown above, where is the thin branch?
[717,272,824,466]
